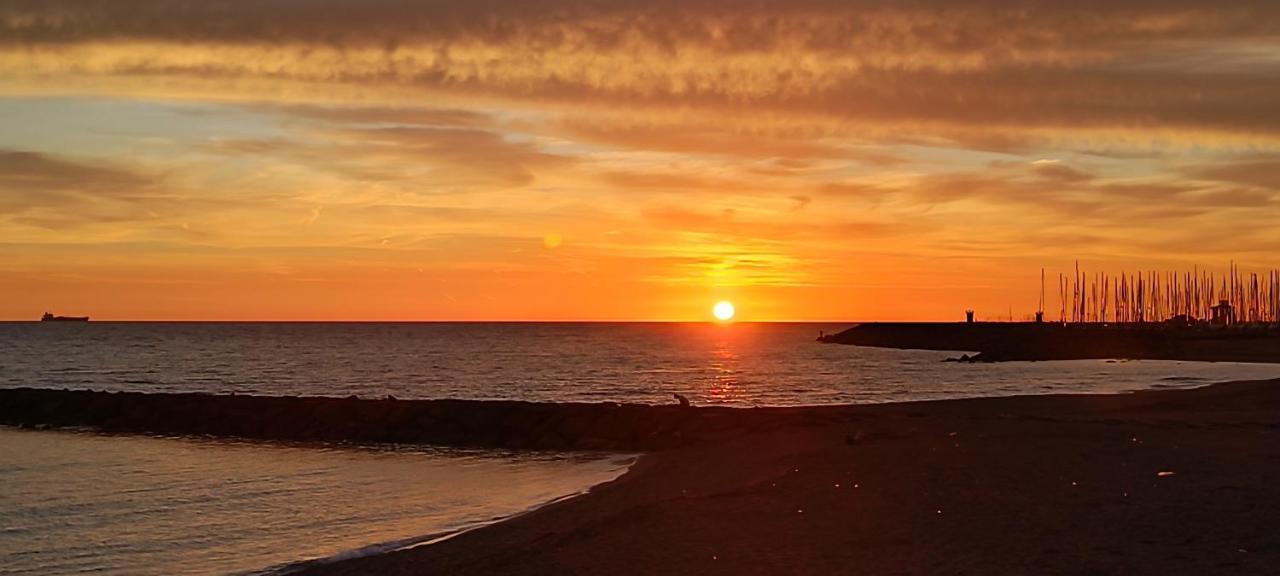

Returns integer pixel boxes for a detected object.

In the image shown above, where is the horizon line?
[5,318,872,324]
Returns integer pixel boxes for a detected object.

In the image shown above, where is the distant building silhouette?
[1211,300,1235,325]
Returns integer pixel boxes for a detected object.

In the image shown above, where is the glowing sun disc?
[713,301,736,321]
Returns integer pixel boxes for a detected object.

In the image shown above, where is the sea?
[3,321,1279,575]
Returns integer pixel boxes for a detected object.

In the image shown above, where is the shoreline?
[0,423,640,576]
[301,378,1280,575]
[258,457,638,576]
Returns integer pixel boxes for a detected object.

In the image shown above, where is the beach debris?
[847,429,905,445]
[1157,471,1176,477]
[673,393,690,407]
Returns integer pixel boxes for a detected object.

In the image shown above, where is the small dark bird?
[673,393,690,407]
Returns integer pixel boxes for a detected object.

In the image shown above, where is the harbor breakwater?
[820,322,1280,363]
[0,388,835,451]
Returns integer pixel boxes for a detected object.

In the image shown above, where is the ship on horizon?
[41,312,89,322]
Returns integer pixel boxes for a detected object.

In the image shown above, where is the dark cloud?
[208,127,573,189]
[0,150,155,194]
[642,204,899,243]
[0,149,175,230]
[5,0,1279,139]
[1188,159,1280,189]
[332,126,574,187]
[4,1,1277,50]
[264,104,491,128]
[597,171,761,194]
[816,182,888,199]
[838,170,1272,228]
[554,118,859,160]
[1191,187,1276,207]
[1033,162,1095,183]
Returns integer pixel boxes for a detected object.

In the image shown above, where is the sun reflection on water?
[704,328,746,404]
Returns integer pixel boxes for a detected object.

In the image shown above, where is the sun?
[712,300,736,322]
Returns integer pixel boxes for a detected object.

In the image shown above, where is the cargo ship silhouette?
[41,312,89,322]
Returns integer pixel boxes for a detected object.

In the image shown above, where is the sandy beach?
[303,378,1280,575]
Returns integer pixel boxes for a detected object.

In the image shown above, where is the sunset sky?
[2,0,1278,321]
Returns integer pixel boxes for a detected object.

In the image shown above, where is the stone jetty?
[0,387,842,451]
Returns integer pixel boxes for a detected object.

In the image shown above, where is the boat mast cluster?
[1056,262,1280,325]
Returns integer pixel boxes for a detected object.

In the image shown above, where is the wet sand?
[304,379,1280,575]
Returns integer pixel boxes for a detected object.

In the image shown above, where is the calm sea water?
[0,428,632,576]
[3,322,1279,405]
[4,321,1280,575]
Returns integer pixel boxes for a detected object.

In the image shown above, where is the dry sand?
[303,379,1280,575]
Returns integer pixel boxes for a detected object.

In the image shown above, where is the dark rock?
[0,388,786,452]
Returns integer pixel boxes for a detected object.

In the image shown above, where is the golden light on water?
[713,301,736,322]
